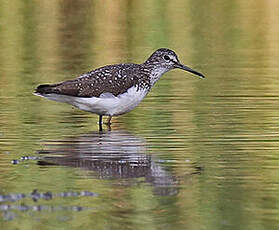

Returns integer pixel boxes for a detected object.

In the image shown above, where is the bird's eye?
[163,55,170,61]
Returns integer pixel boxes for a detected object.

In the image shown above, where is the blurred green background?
[0,0,279,229]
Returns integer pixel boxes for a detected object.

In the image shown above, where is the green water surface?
[1,1,279,229]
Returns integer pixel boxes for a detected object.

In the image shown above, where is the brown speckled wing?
[36,64,151,98]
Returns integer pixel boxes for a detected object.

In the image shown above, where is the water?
[1,0,279,229]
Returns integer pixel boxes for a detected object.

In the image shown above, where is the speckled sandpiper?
[34,48,205,126]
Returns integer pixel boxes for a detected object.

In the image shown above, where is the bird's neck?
[142,62,170,85]
[148,66,170,86]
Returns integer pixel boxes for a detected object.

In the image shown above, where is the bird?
[34,48,205,127]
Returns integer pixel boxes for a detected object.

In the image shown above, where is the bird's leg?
[106,116,112,125]
[102,116,112,131]
[98,115,103,125]
[98,115,103,132]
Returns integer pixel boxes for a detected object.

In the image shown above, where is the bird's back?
[35,63,151,98]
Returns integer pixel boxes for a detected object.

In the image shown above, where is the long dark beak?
[174,62,205,79]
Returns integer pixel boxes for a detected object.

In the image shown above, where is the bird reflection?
[37,130,177,196]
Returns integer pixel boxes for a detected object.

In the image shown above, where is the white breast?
[76,86,149,116]
[41,86,149,116]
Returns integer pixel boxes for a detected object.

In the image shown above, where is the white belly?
[38,86,149,116]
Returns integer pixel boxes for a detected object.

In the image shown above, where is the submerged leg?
[106,116,112,125]
[98,115,103,125]
[98,115,103,131]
